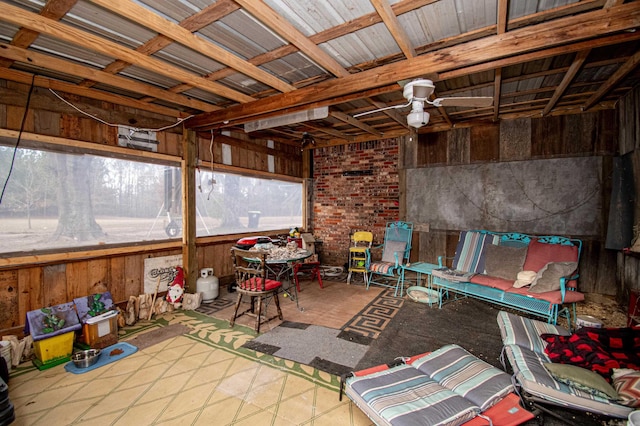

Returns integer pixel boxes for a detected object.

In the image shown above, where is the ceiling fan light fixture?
[407,110,430,128]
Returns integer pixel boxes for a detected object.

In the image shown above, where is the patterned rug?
[240,288,405,376]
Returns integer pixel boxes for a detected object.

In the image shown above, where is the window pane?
[0,146,181,253]
[195,169,303,236]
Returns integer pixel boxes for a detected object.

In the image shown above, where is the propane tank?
[197,268,219,303]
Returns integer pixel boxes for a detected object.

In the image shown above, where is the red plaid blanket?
[542,327,640,381]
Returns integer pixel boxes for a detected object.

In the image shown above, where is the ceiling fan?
[354,79,494,129]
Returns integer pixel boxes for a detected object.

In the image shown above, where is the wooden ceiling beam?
[366,98,410,129]
[440,31,640,80]
[233,0,349,78]
[330,110,384,136]
[0,68,189,118]
[0,43,217,112]
[370,0,416,58]
[188,3,640,128]
[303,123,354,141]
[79,0,240,88]
[583,48,640,110]
[0,0,78,68]
[542,49,590,116]
[87,0,293,94]
[0,2,254,103]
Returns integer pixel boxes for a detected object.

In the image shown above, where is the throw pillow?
[381,241,406,264]
[484,244,528,280]
[528,261,578,293]
[544,363,619,400]
[612,369,640,407]
[452,231,501,274]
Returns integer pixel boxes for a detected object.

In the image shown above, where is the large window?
[0,146,180,254]
[0,146,304,254]
[195,169,303,236]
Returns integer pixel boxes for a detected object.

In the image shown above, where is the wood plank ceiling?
[0,0,639,149]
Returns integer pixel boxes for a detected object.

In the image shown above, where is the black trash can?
[248,211,261,228]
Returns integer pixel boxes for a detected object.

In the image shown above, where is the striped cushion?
[369,261,396,275]
[452,231,500,274]
[505,344,634,417]
[346,364,479,426]
[411,345,513,410]
[497,311,570,355]
[240,278,281,291]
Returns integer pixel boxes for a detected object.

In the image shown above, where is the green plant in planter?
[87,294,106,317]
[40,307,66,334]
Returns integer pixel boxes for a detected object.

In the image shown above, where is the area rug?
[242,321,369,376]
[355,297,506,370]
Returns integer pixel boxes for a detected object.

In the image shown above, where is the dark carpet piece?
[355,297,505,370]
[126,323,192,350]
[242,321,369,376]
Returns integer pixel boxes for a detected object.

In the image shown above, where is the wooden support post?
[182,128,197,293]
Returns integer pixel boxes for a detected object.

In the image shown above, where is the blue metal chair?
[366,221,413,296]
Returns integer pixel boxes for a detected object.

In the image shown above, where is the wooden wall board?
[470,123,499,163]
[43,264,67,307]
[417,131,447,165]
[66,261,89,301]
[499,118,530,161]
[447,127,470,165]
[87,258,109,295]
[109,256,126,303]
[0,270,19,329]
[18,267,43,328]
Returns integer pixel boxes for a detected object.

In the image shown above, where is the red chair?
[293,261,323,292]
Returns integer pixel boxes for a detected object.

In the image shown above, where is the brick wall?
[311,138,400,267]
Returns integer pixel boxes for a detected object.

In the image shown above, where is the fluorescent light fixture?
[244,106,329,132]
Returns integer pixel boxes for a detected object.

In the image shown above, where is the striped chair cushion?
[346,363,479,426]
[497,311,570,355]
[410,344,513,411]
[369,261,396,275]
[452,231,500,274]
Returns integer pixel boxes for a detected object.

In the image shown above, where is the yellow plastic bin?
[32,331,75,369]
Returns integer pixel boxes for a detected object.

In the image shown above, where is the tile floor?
[7,277,378,425]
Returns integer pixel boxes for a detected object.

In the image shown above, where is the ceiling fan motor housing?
[403,79,435,101]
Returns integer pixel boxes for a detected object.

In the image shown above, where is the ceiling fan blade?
[436,97,494,107]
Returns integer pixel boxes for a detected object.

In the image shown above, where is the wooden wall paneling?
[0,270,19,329]
[418,230,446,265]
[18,267,43,325]
[124,253,144,300]
[417,132,447,166]
[165,131,183,157]
[60,114,81,139]
[470,123,499,163]
[109,256,126,303]
[500,118,530,161]
[43,264,68,306]
[66,261,89,301]
[0,98,5,128]
[562,114,587,155]
[447,127,470,165]
[531,115,562,157]
[595,109,617,155]
[618,91,635,155]
[6,105,34,131]
[87,258,109,295]
[33,109,60,136]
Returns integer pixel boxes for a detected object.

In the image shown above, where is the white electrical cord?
[48,88,193,132]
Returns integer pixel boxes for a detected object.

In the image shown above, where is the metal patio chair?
[366,221,413,297]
